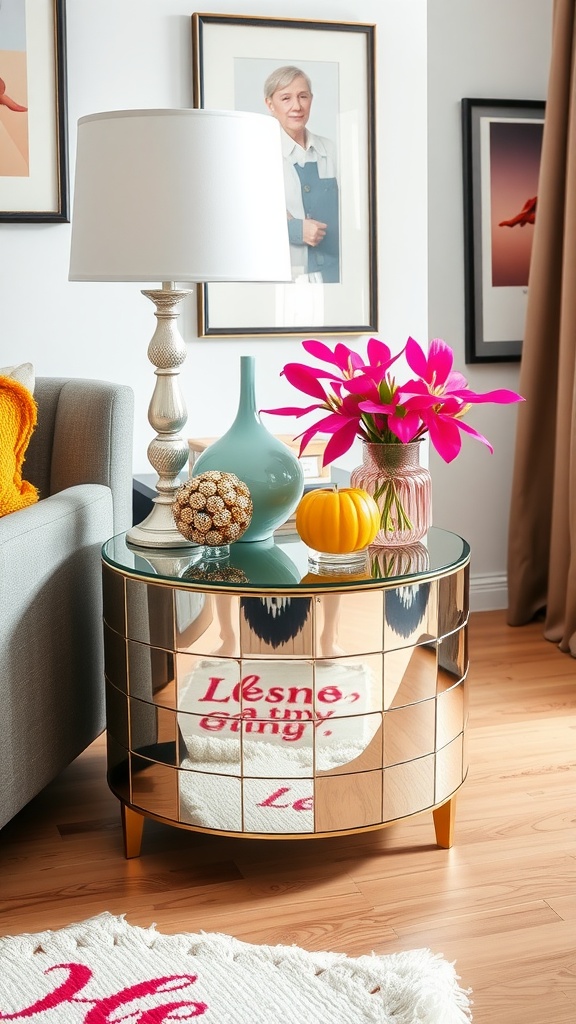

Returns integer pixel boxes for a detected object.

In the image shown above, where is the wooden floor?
[1,610,575,1022]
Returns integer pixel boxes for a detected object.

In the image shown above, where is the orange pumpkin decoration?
[295,486,380,554]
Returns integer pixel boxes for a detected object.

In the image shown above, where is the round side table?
[102,528,470,857]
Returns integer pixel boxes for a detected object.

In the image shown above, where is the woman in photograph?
[264,65,340,283]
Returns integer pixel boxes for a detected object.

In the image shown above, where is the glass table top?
[103,528,470,592]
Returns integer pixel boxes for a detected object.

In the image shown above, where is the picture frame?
[0,0,69,222]
[192,13,377,337]
[462,98,545,363]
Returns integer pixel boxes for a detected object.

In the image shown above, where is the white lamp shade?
[69,108,291,283]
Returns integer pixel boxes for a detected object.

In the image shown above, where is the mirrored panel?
[174,592,241,657]
[314,590,384,657]
[436,681,466,749]
[126,579,175,648]
[315,654,383,717]
[128,697,179,765]
[130,756,178,820]
[179,770,242,831]
[384,579,438,651]
[385,641,438,709]
[178,710,241,777]
[244,777,314,834]
[240,596,313,656]
[173,588,213,650]
[106,734,130,804]
[176,655,242,715]
[316,715,383,776]
[105,680,129,750]
[438,566,469,636]
[437,626,468,692]
[104,622,127,693]
[241,720,314,777]
[383,753,435,820]
[127,640,176,708]
[315,770,382,832]
[384,699,436,766]
[435,734,465,804]
[102,565,125,634]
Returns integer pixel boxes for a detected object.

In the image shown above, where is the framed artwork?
[0,0,68,222]
[462,98,545,363]
[192,13,377,337]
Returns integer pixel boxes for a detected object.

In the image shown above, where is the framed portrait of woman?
[192,13,377,337]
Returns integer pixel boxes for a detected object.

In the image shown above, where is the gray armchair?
[0,377,134,829]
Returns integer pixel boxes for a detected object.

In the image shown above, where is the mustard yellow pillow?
[0,374,39,517]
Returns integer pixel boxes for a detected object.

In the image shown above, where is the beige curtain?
[507,0,576,653]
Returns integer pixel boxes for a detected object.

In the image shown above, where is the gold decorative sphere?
[172,471,253,545]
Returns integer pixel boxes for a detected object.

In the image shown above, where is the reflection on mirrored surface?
[314,655,383,716]
[384,580,437,651]
[179,771,242,831]
[437,625,468,691]
[127,640,176,707]
[126,579,175,647]
[383,754,435,820]
[384,699,436,765]
[105,681,129,750]
[314,590,384,657]
[104,527,470,591]
[102,564,125,634]
[315,715,383,776]
[436,681,466,749]
[240,596,313,656]
[435,734,465,804]
[106,734,130,804]
[244,777,314,834]
[385,641,438,709]
[438,566,470,635]
[104,622,127,693]
[315,770,383,832]
[173,593,241,657]
[179,710,241,776]
[130,756,178,820]
[369,541,430,579]
[128,698,178,765]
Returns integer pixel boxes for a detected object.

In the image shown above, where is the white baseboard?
[469,572,508,612]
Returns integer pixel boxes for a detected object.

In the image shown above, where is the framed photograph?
[462,98,545,363]
[0,0,68,222]
[192,13,377,337]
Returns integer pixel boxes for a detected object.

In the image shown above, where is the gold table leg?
[121,803,145,859]
[432,796,456,848]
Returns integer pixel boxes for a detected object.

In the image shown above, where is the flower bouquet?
[262,336,524,544]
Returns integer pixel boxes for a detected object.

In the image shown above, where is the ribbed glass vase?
[350,441,432,547]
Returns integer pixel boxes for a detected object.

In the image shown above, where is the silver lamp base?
[126,283,194,549]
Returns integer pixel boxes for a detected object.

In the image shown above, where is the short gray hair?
[264,66,312,101]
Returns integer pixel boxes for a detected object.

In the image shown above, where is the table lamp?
[69,108,291,548]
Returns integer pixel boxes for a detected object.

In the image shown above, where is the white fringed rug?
[0,912,473,1023]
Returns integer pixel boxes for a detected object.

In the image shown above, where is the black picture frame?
[0,0,69,222]
[192,13,377,338]
[462,98,545,363]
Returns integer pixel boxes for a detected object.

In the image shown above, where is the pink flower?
[261,336,524,465]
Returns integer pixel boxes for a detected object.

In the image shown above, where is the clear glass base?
[202,544,230,562]
[307,549,369,575]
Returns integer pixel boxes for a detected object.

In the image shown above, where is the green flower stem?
[372,477,413,533]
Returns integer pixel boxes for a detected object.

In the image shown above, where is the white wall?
[0,0,427,464]
[427,0,553,607]
[0,0,552,608]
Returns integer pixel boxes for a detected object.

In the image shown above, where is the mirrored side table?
[102,528,470,857]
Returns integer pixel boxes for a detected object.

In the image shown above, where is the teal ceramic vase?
[192,356,304,542]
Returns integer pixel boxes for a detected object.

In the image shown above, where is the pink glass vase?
[350,441,432,547]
